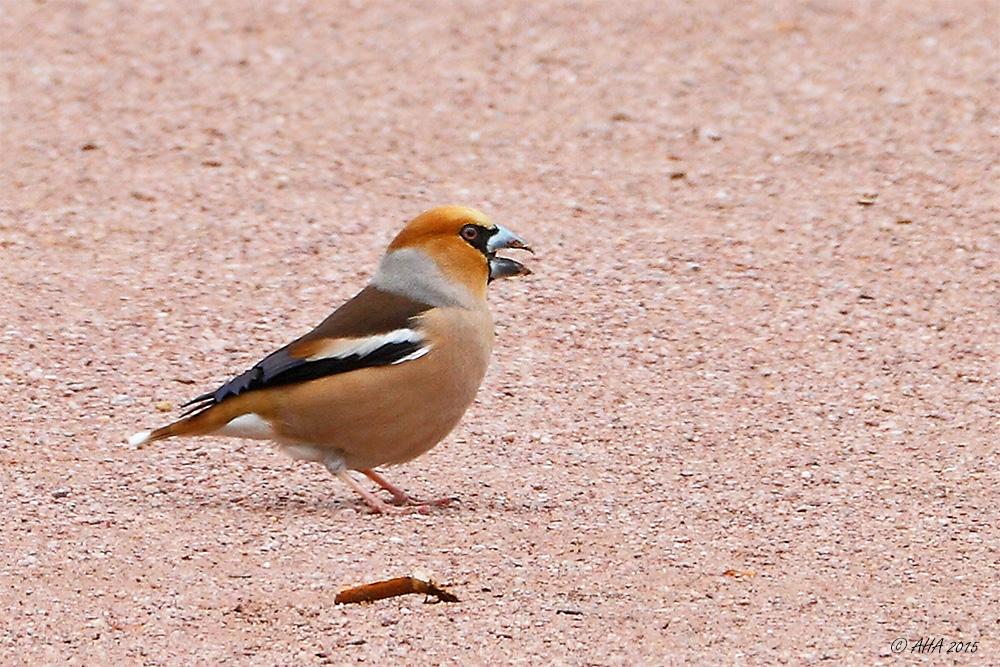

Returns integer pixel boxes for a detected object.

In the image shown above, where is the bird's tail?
[126,397,256,448]
[127,420,194,448]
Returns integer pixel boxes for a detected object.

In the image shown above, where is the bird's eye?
[460,225,479,241]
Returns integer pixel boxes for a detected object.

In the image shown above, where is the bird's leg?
[360,469,415,504]
[321,454,403,514]
[361,469,455,508]
[333,470,421,514]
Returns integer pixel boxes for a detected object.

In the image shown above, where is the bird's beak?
[488,225,533,255]
[487,225,533,282]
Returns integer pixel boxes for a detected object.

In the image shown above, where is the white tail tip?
[127,430,152,448]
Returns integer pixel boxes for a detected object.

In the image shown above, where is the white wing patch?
[305,328,425,362]
[391,345,432,364]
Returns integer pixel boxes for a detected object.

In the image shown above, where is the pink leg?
[361,469,456,508]
[334,471,426,514]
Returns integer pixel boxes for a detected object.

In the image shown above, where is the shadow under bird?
[128,205,533,513]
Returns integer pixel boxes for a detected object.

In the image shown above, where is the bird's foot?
[362,469,457,508]
[333,469,455,514]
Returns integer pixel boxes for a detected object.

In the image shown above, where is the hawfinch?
[128,206,532,513]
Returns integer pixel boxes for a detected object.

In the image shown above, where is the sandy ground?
[2,1,999,664]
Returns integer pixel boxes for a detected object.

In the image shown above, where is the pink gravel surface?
[2,1,999,665]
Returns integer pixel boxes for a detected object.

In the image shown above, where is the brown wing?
[181,286,433,414]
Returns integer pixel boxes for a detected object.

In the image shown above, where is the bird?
[127,205,532,513]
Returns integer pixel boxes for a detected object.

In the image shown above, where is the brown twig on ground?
[722,569,757,579]
[335,576,459,604]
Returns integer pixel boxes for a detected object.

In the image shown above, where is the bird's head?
[376,206,533,305]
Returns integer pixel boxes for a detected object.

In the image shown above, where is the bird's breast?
[268,304,495,470]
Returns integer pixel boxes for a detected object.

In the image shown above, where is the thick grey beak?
[487,225,533,255]
[487,225,533,282]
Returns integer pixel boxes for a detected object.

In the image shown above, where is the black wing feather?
[181,286,433,416]
[181,339,421,416]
